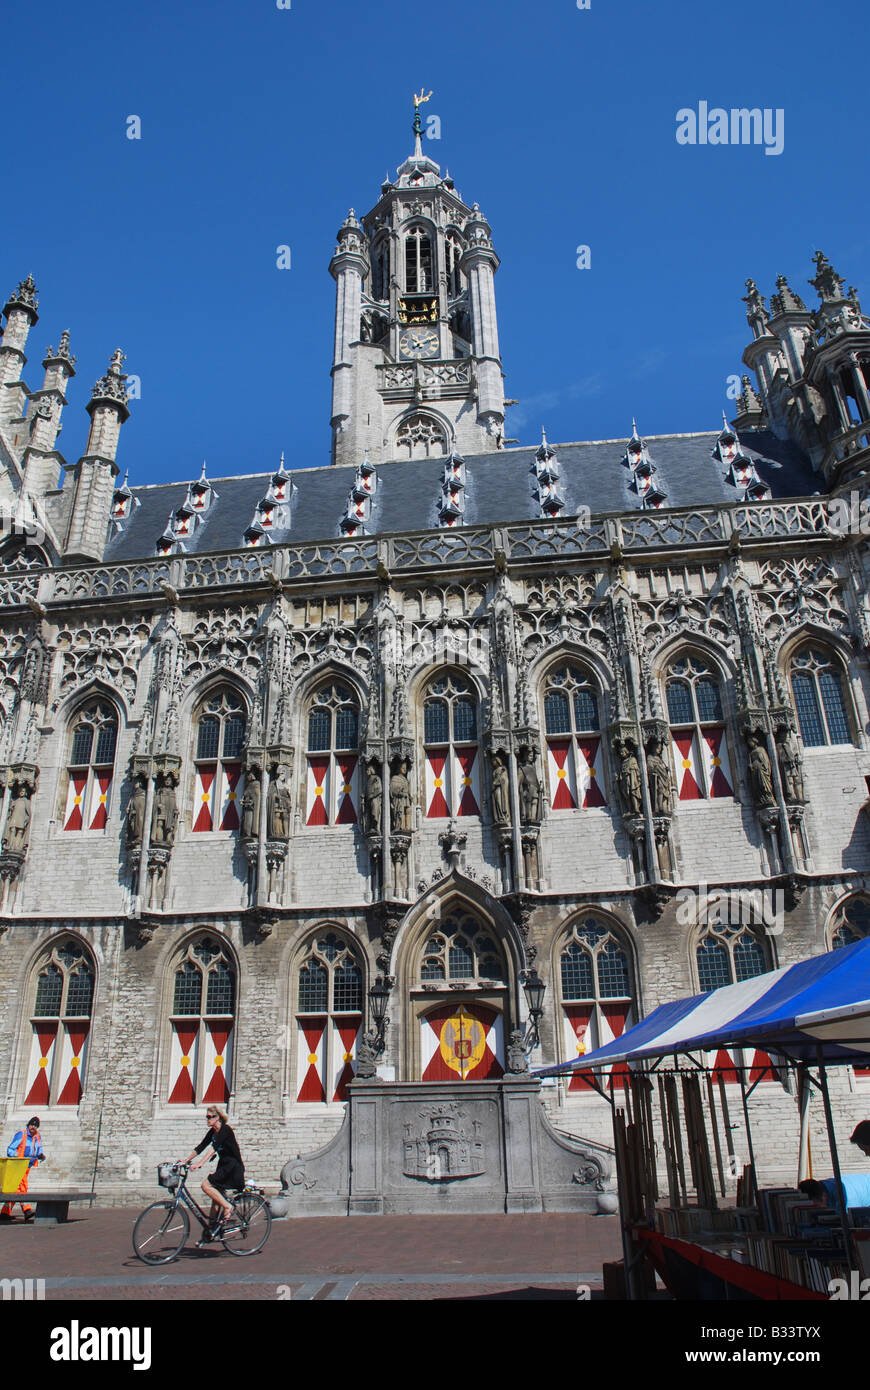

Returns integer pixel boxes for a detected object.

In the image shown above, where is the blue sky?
[3,0,868,487]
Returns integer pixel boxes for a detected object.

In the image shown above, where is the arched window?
[423,673,480,819]
[61,698,118,831]
[445,232,464,298]
[417,908,506,1082]
[395,413,448,460]
[829,895,870,951]
[295,933,363,1103]
[304,681,359,826]
[404,227,433,293]
[192,687,246,832]
[419,913,506,984]
[696,920,767,991]
[666,656,733,800]
[558,917,634,1091]
[167,936,236,1105]
[790,647,852,747]
[543,665,606,810]
[0,539,49,570]
[695,918,778,1083]
[23,939,95,1107]
[371,237,390,302]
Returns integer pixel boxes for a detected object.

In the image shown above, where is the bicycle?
[132,1162,272,1264]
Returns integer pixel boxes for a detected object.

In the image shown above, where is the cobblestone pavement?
[0,1208,622,1301]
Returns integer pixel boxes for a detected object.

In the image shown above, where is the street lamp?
[368,975,392,1054]
[521,968,546,1050]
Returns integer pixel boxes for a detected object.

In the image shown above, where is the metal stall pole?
[815,1044,858,1274]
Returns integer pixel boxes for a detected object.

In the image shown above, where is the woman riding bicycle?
[184,1106,244,1239]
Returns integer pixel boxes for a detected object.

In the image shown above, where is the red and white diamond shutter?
[193,767,216,832]
[335,755,359,825]
[331,1017,361,1101]
[576,737,606,808]
[296,1018,327,1102]
[547,739,578,810]
[306,757,330,827]
[420,1003,504,1082]
[202,1021,233,1104]
[63,774,88,831]
[55,1021,90,1105]
[425,750,450,818]
[701,729,733,798]
[218,763,243,831]
[23,1023,58,1107]
[88,771,112,830]
[673,734,703,801]
[454,748,481,817]
[168,1023,199,1104]
[562,1005,594,1092]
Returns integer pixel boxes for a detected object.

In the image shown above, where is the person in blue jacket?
[1,1117,45,1222]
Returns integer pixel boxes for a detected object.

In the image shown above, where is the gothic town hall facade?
[2,124,870,1201]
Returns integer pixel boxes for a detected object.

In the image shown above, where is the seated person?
[798,1174,870,1209]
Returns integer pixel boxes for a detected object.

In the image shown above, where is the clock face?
[399,327,440,361]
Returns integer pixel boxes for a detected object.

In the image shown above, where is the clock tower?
[328,96,505,468]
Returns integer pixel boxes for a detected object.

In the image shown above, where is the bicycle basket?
[157,1162,182,1191]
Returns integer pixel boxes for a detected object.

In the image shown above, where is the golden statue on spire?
[413,88,433,110]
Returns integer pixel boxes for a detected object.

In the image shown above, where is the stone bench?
[0,1191,93,1225]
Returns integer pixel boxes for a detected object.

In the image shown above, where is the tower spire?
[412,87,433,159]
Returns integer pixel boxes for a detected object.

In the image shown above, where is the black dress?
[195,1122,244,1194]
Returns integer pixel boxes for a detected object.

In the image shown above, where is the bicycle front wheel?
[222,1192,272,1255]
[132,1200,190,1264]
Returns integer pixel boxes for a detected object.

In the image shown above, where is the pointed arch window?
[371,237,390,302]
[167,936,236,1105]
[543,665,606,810]
[405,227,433,293]
[417,908,506,1082]
[558,917,634,1091]
[61,699,118,831]
[423,673,480,819]
[446,232,464,298]
[789,647,852,747]
[192,687,246,832]
[23,939,95,1107]
[694,919,779,1083]
[295,933,363,1103]
[665,656,733,800]
[304,682,360,826]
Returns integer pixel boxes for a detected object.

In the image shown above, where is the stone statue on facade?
[775,726,805,804]
[614,739,643,816]
[747,733,776,808]
[362,760,383,836]
[506,1028,530,1074]
[390,758,412,833]
[2,785,32,854]
[150,774,178,847]
[125,780,147,847]
[645,735,674,816]
[355,1029,381,1080]
[267,765,292,840]
[240,777,260,839]
[518,746,542,824]
[490,751,511,826]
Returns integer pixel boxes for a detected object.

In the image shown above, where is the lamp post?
[368,974,392,1055]
[520,968,546,1050]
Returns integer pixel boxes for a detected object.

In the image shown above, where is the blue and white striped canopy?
[536,937,870,1074]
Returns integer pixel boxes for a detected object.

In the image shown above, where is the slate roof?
[103,429,821,563]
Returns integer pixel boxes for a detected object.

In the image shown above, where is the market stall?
[538,937,870,1299]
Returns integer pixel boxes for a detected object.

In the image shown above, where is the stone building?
[2,113,870,1204]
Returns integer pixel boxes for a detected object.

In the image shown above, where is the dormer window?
[189,485,209,511]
